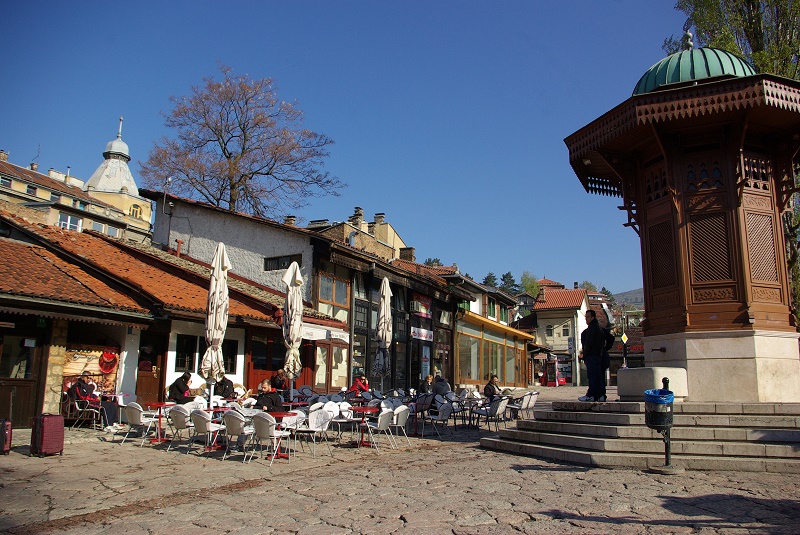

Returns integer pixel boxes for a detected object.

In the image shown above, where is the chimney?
[0,150,8,162]
[539,287,546,302]
[367,222,375,235]
[400,247,416,262]
[349,206,364,225]
[283,215,296,226]
[374,212,385,225]
[30,162,38,171]
[574,281,579,289]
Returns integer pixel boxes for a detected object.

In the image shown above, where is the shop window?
[26,185,37,196]
[58,213,82,231]
[546,325,553,337]
[129,204,142,218]
[483,340,501,381]
[175,335,197,372]
[352,333,367,378]
[0,335,34,379]
[458,333,481,382]
[264,254,302,271]
[504,345,515,383]
[394,341,407,386]
[331,345,348,390]
[221,339,238,374]
[353,301,368,331]
[318,270,349,323]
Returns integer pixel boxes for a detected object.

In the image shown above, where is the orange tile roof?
[0,238,147,314]
[0,161,113,208]
[537,278,563,287]
[532,288,587,310]
[390,259,449,285]
[2,212,274,324]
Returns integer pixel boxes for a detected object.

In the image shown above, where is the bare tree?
[140,64,345,217]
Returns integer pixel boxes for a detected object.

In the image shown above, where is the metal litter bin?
[644,388,674,431]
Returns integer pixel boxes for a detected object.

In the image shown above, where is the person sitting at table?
[418,374,434,394]
[433,375,451,396]
[168,372,195,404]
[253,380,283,411]
[484,374,502,401]
[215,374,235,399]
[270,369,287,391]
[347,374,370,395]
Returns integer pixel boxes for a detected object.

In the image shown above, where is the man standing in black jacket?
[579,310,606,402]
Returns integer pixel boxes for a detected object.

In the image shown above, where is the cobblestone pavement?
[1,387,798,534]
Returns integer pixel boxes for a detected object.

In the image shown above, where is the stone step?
[499,428,800,458]
[532,410,800,429]
[516,419,800,442]
[552,401,800,416]
[480,437,800,473]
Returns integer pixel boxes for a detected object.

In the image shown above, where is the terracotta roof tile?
[0,238,147,313]
[537,278,563,287]
[0,161,113,208]
[390,259,449,285]
[532,288,587,310]
[2,212,273,323]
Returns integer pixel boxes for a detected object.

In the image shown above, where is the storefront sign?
[411,293,432,318]
[63,345,120,393]
[411,326,433,341]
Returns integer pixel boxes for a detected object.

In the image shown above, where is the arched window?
[129,204,142,218]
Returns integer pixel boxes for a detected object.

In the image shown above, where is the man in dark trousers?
[579,310,606,402]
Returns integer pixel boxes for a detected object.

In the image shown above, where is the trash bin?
[644,388,674,431]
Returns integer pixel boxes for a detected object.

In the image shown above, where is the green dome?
[633,47,756,96]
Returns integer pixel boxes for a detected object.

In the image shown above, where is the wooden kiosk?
[565,45,800,402]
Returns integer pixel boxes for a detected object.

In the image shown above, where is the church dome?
[633,47,756,96]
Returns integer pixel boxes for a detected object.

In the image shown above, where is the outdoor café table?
[146,401,175,443]
[348,405,379,447]
[282,401,308,411]
[266,411,296,459]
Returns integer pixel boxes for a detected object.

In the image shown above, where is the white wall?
[162,320,246,391]
[152,199,315,300]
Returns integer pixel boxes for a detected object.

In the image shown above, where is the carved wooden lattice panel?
[645,166,668,204]
[648,220,677,289]
[690,213,731,282]
[746,212,779,282]
[742,153,771,192]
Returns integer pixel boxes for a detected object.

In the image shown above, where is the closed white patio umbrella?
[374,277,392,391]
[282,261,304,399]
[199,242,231,406]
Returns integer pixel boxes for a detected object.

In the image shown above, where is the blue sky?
[1,1,688,294]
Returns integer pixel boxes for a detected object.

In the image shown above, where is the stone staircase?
[480,400,800,472]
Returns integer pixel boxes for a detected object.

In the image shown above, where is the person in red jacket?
[347,374,370,394]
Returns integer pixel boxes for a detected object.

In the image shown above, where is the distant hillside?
[613,288,644,307]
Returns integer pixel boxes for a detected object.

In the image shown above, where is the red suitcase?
[0,419,11,455]
[30,414,64,457]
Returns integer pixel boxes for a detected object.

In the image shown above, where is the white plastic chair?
[421,402,453,439]
[120,402,158,446]
[166,405,194,452]
[222,410,254,462]
[331,401,358,442]
[389,405,412,446]
[187,409,226,456]
[248,412,293,466]
[294,408,333,457]
[359,409,396,451]
[471,397,509,433]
